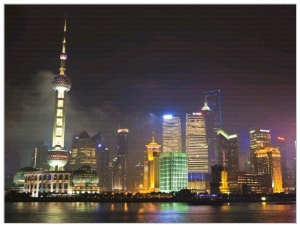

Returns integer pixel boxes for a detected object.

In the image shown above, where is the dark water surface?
[5,201,296,223]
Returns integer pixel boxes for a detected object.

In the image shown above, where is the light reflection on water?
[5,202,296,223]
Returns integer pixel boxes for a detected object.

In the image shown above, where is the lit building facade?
[186,112,210,192]
[237,172,267,194]
[47,18,71,171]
[186,112,209,173]
[273,136,288,188]
[210,165,230,194]
[23,170,72,197]
[249,127,271,173]
[72,166,99,194]
[201,90,222,166]
[69,131,97,170]
[162,115,182,153]
[216,129,239,172]
[143,135,161,193]
[159,152,188,193]
[113,128,129,191]
[254,147,283,193]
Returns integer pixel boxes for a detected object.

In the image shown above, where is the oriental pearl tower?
[47,17,71,171]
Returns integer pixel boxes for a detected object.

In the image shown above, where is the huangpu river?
[5,201,296,223]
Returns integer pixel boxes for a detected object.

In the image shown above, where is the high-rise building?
[133,162,143,192]
[113,128,129,191]
[143,134,161,192]
[69,131,97,170]
[91,133,110,192]
[254,147,283,193]
[186,112,209,173]
[186,112,210,191]
[216,129,239,172]
[159,152,188,193]
[273,136,288,188]
[162,115,182,153]
[249,127,271,173]
[201,90,222,166]
[46,17,71,171]
[31,141,51,170]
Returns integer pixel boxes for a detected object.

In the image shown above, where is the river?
[5,201,296,223]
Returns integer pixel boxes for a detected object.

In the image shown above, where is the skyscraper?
[254,147,283,193]
[273,136,288,188]
[160,115,187,193]
[91,133,110,192]
[69,131,97,170]
[249,127,271,173]
[162,115,182,153]
[133,161,144,192]
[143,134,161,192]
[186,112,209,173]
[216,129,239,172]
[32,141,51,170]
[113,128,129,191]
[202,90,222,166]
[47,17,71,171]
[186,112,210,191]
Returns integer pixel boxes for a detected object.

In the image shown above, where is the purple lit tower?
[47,17,71,171]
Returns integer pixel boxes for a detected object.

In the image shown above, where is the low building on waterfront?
[23,170,73,197]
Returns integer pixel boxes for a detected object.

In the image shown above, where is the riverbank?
[5,192,296,204]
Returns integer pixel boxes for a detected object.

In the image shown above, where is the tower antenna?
[59,14,67,75]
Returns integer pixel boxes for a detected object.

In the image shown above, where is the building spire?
[152,132,155,142]
[62,14,67,53]
[59,14,67,75]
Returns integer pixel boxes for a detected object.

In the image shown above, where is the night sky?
[5,5,296,172]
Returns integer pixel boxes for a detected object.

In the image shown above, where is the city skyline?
[5,5,296,172]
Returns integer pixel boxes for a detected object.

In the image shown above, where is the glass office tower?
[162,115,182,153]
[159,152,188,193]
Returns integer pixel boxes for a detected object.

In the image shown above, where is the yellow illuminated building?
[219,170,230,194]
[255,147,283,193]
[142,134,161,193]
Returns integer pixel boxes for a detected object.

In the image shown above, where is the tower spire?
[48,15,72,171]
[59,14,67,75]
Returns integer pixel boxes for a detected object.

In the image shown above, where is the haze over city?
[5,4,296,178]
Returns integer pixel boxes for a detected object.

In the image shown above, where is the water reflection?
[5,202,296,223]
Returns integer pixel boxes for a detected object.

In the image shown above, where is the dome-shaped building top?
[12,167,40,187]
[72,166,99,187]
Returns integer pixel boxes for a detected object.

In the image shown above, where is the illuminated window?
[57,109,63,117]
[58,91,64,98]
[57,118,62,126]
[56,137,62,145]
[58,100,64,107]
[56,128,62,136]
